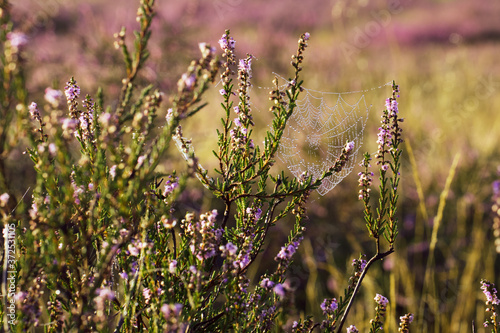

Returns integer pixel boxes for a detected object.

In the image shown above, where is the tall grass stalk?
[417,153,460,331]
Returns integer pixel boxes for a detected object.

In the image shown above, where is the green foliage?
[0,1,451,332]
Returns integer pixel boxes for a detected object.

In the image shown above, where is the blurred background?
[6,0,500,331]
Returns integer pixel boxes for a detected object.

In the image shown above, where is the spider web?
[256,75,391,196]
[176,76,391,196]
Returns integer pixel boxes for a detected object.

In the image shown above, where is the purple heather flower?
[169,260,177,274]
[165,108,174,123]
[238,57,252,75]
[72,185,84,205]
[119,228,129,238]
[130,261,138,274]
[28,102,39,119]
[143,288,151,304]
[136,155,146,167]
[160,304,169,319]
[233,106,240,114]
[163,177,179,196]
[493,180,500,196]
[203,249,217,259]
[48,143,57,156]
[199,42,216,58]
[119,271,128,280]
[7,31,28,49]
[235,253,250,269]
[128,243,140,256]
[161,303,183,320]
[37,144,45,154]
[400,313,414,323]
[99,112,112,128]
[225,242,238,256]
[64,81,80,101]
[208,210,218,223]
[179,73,196,91]
[29,200,38,219]
[481,280,500,305]
[44,88,63,106]
[276,243,298,261]
[377,128,391,146]
[96,287,115,301]
[218,33,236,51]
[234,118,242,127]
[161,216,177,229]
[321,298,338,315]
[61,118,78,131]
[352,257,367,271]
[0,193,10,207]
[385,98,391,110]
[374,294,389,307]
[345,141,355,153]
[260,278,275,289]
[14,291,28,302]
[229,129,236,140]
[386,98,399,116]
[273,283,286,298]
[346,325,359,333]
[109,165,117,180]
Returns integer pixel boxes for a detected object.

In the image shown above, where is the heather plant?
[480,279,499,332]
[0,0,29,212]
[0,0,419,332]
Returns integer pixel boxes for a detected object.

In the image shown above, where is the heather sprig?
[370,293,389,332]
[27,102,47,143]
[398,313,414,332]
[481,279,499,332]
[114,0,156,119]
[335,84,403,333]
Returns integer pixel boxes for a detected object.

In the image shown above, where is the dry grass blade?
[417,153,460,330]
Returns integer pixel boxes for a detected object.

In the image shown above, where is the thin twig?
[336,249,394,333]
[221,201,231,230]
[170,228,177,259]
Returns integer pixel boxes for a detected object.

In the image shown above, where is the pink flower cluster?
[275,237,302,262]
[218,33,236,53]
[182,210,223,261]
[320,298,338,316]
